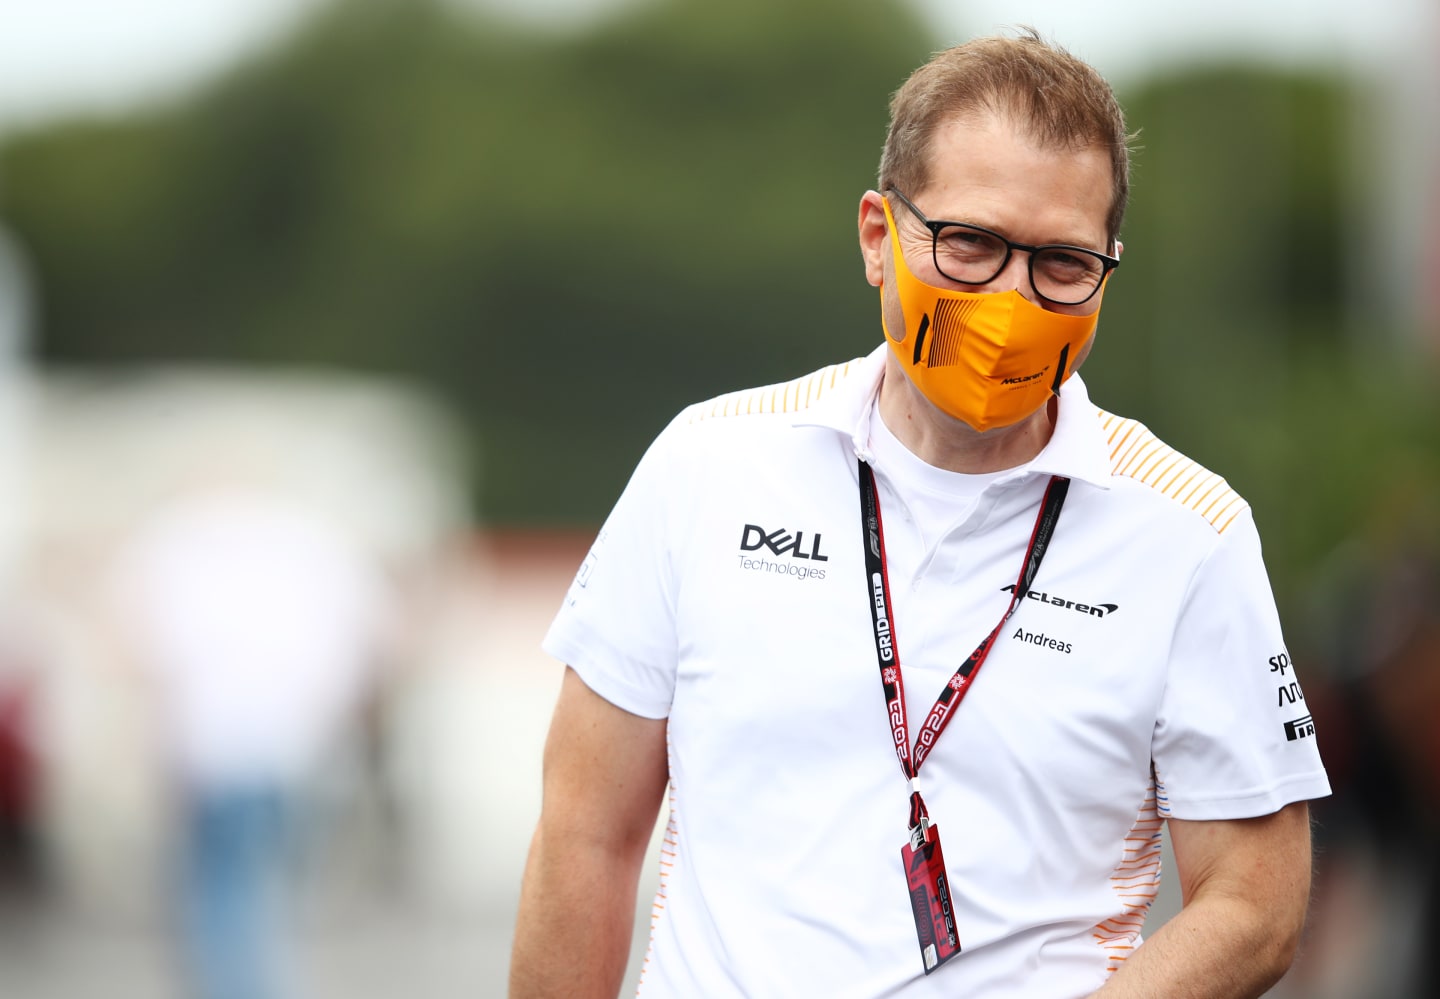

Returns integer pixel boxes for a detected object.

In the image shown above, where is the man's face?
[860,112,1118,333]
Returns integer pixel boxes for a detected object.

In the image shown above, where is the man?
[511,30,1330,998]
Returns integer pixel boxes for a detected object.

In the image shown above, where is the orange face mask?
[880,199,1104,433]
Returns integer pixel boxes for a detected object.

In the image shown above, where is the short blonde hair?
[878,28,1133,244]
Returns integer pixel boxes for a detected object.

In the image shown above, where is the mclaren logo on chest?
[1001,584,1118,618]
[740,524,829,561]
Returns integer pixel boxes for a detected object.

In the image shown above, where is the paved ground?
[0,889,498,999]
[0,846,657,999]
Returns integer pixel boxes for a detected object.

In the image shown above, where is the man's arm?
[509,667,669,999]
[1091,800,1312,998]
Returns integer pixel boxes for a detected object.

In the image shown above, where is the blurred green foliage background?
[0,0,1436,623]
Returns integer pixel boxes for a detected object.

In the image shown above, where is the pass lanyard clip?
[907,786,933,850]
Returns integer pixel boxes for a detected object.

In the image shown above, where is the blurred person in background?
[109,480,393,999]
[1282,523,1440,999]
[512,29,1330,999]
[0,635,42,898]
[1348,548,1440,995]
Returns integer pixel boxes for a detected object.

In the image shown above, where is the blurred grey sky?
[0,0,1434,136]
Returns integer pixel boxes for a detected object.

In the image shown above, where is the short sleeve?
[1152,509,1332,819]
[541,417,689,719]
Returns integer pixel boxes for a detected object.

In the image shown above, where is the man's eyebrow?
[945,213,1108,252]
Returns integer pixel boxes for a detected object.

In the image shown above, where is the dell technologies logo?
[738,523,829,581]
[1001,584,1118,618]
[740,524,829,561]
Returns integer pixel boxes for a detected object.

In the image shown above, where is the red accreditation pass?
[901,823,961,974]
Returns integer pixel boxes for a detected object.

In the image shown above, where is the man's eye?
[1037,250,1100,281]
[938,229,999,255]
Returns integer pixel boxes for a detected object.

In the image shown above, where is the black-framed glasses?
[887,188,1119,306]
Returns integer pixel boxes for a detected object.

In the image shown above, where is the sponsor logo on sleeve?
[1270,651,1308,706]
[1283,714,1316,741]
[575,551,597,588]
[565,529,607,606]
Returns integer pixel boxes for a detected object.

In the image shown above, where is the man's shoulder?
[1091,407,1251,537]
[626,356,871,520]
[674,355,870,427]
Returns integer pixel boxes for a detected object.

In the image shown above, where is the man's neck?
[875,355,1057,474]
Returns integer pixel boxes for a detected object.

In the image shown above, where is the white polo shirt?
[543,345,1331,998]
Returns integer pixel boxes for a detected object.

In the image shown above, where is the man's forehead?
[917,114,1112,246]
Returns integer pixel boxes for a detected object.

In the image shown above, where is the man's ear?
[858,190,890,288]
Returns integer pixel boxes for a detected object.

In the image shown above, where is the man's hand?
[1091,800,1312,998]
[509,667,669,999]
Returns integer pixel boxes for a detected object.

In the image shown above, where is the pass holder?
[900,814,960,974]
[900,786,959,973]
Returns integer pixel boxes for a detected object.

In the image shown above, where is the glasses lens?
[932,224,1008,285]
[1031,248,1106,305]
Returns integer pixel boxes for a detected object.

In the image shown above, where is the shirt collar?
[791,343,1112,490]
[1027,369,1113,489]
[789,343,887,446]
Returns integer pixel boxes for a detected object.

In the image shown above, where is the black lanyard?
[858,458,1069,826]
